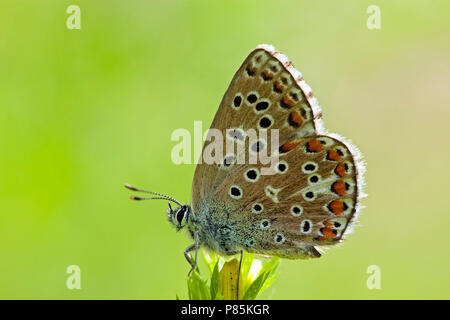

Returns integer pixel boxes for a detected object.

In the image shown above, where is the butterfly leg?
[185,230,200,276]
[236,250,243,300]
[184,244,195,270]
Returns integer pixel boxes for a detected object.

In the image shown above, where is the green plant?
[182,251,280,300]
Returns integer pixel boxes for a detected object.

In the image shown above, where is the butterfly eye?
[176,207,186,224]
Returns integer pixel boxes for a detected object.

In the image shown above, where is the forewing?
[192,44,323,206]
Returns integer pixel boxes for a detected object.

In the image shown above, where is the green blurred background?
[0,0,449,299]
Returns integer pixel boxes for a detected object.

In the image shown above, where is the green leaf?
[240,252,254,280]
[185,251,280,300]
[260,257,280,274]
[203,251,218,275]
[187,271,211,300]
[259,257,280,293]
[214,291,224,300]
[242,271,270,300]
[210,261,220,300]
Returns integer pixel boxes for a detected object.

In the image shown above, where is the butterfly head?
[167,203,191,231]
[125,183,190,231]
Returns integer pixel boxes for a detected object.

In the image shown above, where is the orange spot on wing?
[306,139,323,152]
[327,150,341,161]
[328,200,345,215]
[324,221,333,228]
[274,81,283,92]
[335,163,347,177]
[282,95,295,108]
[280,140,301,152]
[289,111,303,127]
[331,180,347,196]
[321,227,337,238]
[262,70,273,80]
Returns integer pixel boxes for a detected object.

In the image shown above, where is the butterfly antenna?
[130,196,170,201]
[125,183,183,206]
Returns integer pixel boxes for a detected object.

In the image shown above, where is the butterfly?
[126,44,365,297]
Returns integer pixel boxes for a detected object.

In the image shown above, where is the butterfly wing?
[212,135,363,258]
[192,44,323,203]
[191,44,365,258]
